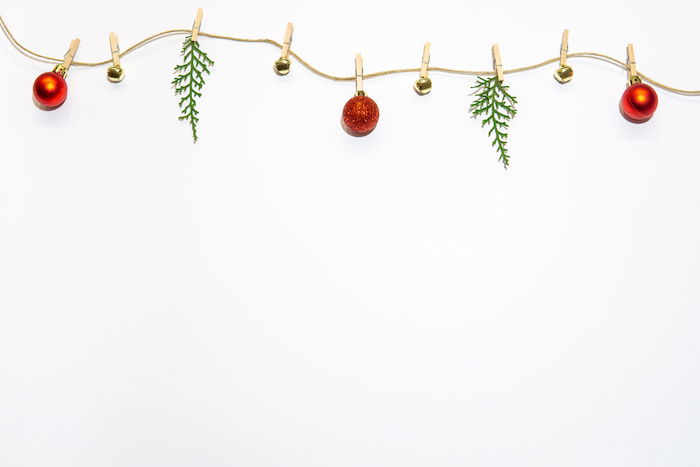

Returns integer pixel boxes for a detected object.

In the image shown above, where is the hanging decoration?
[32,38,80,110]
[469,45,518,169]
[273,23,294,75]
[172,9,215,142]
[619,44,658,123]
[413,42,432,95]
[3,13,699,166]
[553,29,573,84]
[107,32,125,83]
[341,54,380,136]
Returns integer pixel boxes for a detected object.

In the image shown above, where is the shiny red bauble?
[342,95,379,136]
[33,71,68,109]
[619,83,658,123]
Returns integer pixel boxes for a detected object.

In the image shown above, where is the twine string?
[1,16,698,96]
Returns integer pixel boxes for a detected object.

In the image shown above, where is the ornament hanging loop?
[492,44,504,82]
[414,42,432,95]
[274,22,294,75]
[554,29,573,84]
[626,44,642,86]
[107,32,125,83]
[53,38,80,78]
[355,53,365,96]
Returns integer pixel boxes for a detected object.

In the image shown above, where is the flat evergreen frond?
[172,35,215,143]
[469,76,518,169]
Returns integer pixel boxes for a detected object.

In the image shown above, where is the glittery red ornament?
[33,71,68,109]
[619,83,658,123]
[342,95,379,136]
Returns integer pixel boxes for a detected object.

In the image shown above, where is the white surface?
[1,0,699,466]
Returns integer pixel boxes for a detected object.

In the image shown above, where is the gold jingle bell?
[274,57,291,76]
[414,76,432,95]
[107,65,125,83]
[554,65,573,84]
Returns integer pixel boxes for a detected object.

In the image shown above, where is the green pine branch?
[469,76,517,169]
[172,36,214,143]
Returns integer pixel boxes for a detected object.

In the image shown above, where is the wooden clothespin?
[107,32,125,83]
[559,29,569,68]
[626,44,641,85]
[53,38,80,77]
[273,22,294,75]
[554,29,573,83]
[191,8,203,42]
[355,53,365,96]
[492,44,504,82]
[414,42,432,95]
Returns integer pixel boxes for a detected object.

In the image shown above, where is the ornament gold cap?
[52,64,67,78]
[414,42,432,95]
[274,23,294,76]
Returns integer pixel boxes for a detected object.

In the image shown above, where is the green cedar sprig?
[469,76,517,169]
[172,36,214,143]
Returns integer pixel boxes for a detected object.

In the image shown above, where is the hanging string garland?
[3,13,700,167]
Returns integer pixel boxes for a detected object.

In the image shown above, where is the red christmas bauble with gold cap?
[342,94,379,136]
[619,83,658,123]
[33,70,68,109]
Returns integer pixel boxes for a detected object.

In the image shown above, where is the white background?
[1,0,699,465]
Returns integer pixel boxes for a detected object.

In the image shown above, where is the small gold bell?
[273,57,291,76]
[554,65,573,84]
[107,65,125,83]
[414,77,432,95]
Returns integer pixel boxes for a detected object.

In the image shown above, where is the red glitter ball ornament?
[342,95,379,136]
[619,83,658,123]
[33,71,68,109]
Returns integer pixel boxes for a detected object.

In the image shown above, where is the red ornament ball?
[342,95,379,136]
[33,71,68,109]
[619,83,658,123]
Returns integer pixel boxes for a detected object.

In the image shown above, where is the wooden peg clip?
[281,23,293,59]
[559,29,569,67]
[626,44,641,85]
[273,22,294,75]
[420,42,431,79]
[355,53,364,96]
[414,42,432,95]
[107,32,125,83]
[63,39,80,70]
[109,32,120,67]
[191,8,203,42]
[53,38,80,77]
[492,44,504,82]
[554,29,573,84]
